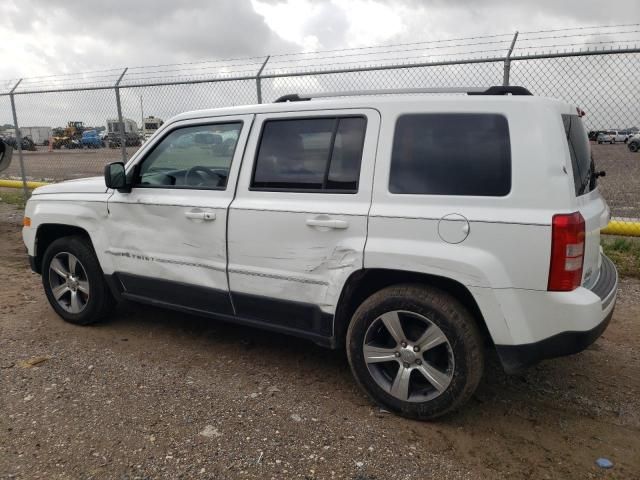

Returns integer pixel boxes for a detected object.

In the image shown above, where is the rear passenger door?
[228,109,380,339]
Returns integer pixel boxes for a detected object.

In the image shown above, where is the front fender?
[23,195,111,268]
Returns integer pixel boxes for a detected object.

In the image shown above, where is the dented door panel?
[228,109,380,320]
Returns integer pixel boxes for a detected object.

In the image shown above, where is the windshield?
[562,114,595,196]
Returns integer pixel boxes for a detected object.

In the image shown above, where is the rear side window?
[389,114,511,196]
[562,114,594,196]
[252,116,366,192]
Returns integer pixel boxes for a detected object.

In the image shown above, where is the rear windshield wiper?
[578,159,605,195]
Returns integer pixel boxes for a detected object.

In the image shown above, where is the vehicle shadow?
[97,298,600,421]
[104,299,352,375]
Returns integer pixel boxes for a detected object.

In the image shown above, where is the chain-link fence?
[1,43,639,235]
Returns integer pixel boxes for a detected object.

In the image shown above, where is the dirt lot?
[1,200,639,480]
[1,142,639,219]
[1,146,140,182]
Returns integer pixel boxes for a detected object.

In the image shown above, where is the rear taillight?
[548,212,585,292]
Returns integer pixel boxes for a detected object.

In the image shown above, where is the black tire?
[41,236,116,325]
[629,142,639,153]
[346,284,484,420]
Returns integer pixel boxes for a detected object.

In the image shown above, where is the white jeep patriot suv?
[22,86,617,419]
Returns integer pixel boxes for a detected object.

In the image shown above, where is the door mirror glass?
[0,141,14,173]
[104,162,127,190]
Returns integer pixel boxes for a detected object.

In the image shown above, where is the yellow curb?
[601,221,640,237]
[0,179,49,189]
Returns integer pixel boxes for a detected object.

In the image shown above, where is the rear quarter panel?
[365,99,576,343]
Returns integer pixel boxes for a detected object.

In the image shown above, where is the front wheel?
[42,236,115,325]
[346,284,484,420]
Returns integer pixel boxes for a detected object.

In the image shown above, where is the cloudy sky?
[1,0,639,81]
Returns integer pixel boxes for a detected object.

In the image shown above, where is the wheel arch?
[33,223,93,274]
[332,268,492,349]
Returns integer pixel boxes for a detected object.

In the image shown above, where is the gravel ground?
[1,201,639,480]
[1,142,639,219]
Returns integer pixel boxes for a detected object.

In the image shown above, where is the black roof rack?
[467,86,533,96]
[274,94,312,103]
[273,85,533,103]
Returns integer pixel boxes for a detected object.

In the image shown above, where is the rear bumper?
[495,254,618,373]
[496,307,614,374]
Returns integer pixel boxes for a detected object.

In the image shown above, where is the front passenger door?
[104,115,252,315]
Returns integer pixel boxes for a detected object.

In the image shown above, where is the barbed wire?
[3,24,640,93]
[520,22,640,34]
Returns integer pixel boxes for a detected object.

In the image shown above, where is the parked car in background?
[80,130,104,149]
[611,131,629,143]
[628,134,640,152]
[588,130,607,141]
[597,132,615,144]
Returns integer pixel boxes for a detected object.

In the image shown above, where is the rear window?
[389,113,511,196]
[562,114,594,196]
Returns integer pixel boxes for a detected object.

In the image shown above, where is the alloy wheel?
[363,310,455,402]
[48,252,90,314]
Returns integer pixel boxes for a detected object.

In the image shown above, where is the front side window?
[251,116,366,192]
[136,122,242,189]
[389,114,511,196]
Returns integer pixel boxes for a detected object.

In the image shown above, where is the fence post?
[503,31,519,86]
[9,79,29,201]
[256,56,270,104]
[114,68,128,163]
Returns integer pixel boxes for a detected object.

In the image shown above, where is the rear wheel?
[346,284,484,420]
[629,142,639,152]
[42,236,115,325]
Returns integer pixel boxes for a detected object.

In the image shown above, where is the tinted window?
[562,114,594,196]
[252,117,366,192]
[327,117,367,191]
[137,123,241,189]
[389,114,511,196]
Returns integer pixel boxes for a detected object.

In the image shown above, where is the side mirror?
[0,141,14,173]
[104,162,128,191]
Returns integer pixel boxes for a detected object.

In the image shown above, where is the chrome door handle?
[306,218,349,229]
[185,210,216,221]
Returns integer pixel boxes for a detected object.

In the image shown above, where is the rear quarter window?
[389,113,511,196]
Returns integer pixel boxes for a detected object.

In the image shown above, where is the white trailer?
[107,118,138,135]
[143,116,164,140]
[19,126,52,145]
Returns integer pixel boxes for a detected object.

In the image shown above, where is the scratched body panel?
[105,193,230,291]
[228,205,367,311]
